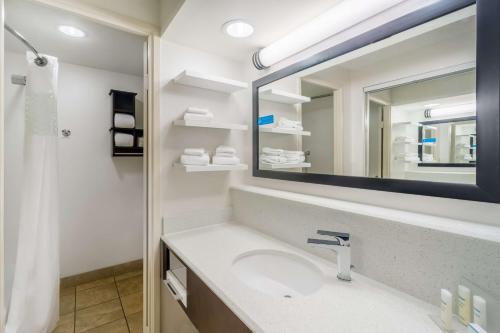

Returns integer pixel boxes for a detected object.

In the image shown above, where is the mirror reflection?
[258,5,476,184]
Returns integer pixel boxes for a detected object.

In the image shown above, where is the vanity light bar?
[252,0,406,69]
[424,103,476,118]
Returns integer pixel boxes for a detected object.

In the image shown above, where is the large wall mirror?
[253,0,500,203]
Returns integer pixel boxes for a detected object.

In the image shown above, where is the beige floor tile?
[60,292,75,315]
[52,312,74,333]
[84,318,129,333]
[75,299,124,333]
[115,270,142,282]
[76,282,118,310]
[127,311,143,333]
[121,292,143,316]
[116,275,142,297]
[76,276,115,292]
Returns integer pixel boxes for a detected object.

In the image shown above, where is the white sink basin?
[231,249,324,298]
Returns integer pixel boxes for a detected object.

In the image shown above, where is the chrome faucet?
[307,230,351,281]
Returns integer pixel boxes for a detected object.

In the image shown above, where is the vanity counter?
[162,223,441,333]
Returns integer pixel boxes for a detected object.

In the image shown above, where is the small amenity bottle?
[458,285,472,325]
[473,295,487,328]
[441,289,453,330]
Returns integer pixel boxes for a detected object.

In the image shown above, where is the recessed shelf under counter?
[174,163,248,172]
[259,88,311,104]
[173,119,248,131]
[174,70,248,93]
[259,127,311,136]
[162,223,443,333]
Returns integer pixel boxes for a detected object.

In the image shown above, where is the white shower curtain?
[6,53,60,333]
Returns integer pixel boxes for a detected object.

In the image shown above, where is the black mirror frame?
[252,0,500,203]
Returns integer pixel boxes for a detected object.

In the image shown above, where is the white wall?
[4,52,144,305]
[246,2,500,227]
[160,41,249,232]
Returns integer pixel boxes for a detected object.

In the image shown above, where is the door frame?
[0,1,162,333]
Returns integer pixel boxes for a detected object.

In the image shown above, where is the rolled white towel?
[186,106,210,115]
[184,148,206,156]
[262,147,284,156]
[114,133,134,147]
[184,113,214,123]
[260,155,287,164]
[212,155,240,165]
[216,146,236,155]
[181,153,209,166]
[114,113,135,129]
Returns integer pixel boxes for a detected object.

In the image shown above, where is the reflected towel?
[114,133,134,147]
[262,147,284,156]
[278,117,303,130]
[260,155,287,164]
[181,153,209,166]
[114,113,135,129]
[186,106,210,115]
[216,146,236,155]
[184,148,206,156]
[183,112,214,123]
[213,155,240,165]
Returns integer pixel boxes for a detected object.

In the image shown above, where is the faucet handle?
[317,230,350,241]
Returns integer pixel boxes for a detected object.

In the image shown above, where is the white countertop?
[162,223,442,333]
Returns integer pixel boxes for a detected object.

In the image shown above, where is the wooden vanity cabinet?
[162,243,252,333]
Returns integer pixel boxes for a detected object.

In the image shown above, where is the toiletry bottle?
[473,295,487,328]
[458,285,472,325]
[441,289,453,330]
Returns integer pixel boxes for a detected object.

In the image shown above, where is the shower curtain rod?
[4,23,48,66]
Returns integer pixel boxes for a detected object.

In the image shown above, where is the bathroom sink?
[231,249,324,298]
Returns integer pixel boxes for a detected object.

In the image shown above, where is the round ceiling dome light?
[58,25,86,38]
[223,20,254,38]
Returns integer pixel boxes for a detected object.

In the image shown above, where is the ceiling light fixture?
[253,0,406,69]
[424,103,476,119]
[58,25,86,38]
[223,20,254,38]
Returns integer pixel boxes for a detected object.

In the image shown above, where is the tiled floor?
[53,269,143,333]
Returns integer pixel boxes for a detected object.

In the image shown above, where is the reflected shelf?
[259,88,311,104]
[260,162,311,170]
[174,163,248,172]
[173,120,248,131]
[259,127,311,136]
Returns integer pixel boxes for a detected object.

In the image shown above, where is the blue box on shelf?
[258,114,274,126]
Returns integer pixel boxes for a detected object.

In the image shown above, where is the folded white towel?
[186,106,210,115]
[278,118,302,130]
[181,153,209,166]
[215,152,235,157]
[212,155,240,165]
[114,133,134,147]
[184,148,206,156]
[114,113,135,129]
[285,155,306,163]
[216,146,236,155]
[184,113,214,123]
[262,147,284,156]
[260,155,287,164]
[284,150,305,156]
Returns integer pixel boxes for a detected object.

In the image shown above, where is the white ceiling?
[4,0,145,76]
[164,0,343,62]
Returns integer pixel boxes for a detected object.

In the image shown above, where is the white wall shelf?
[259,127,311,136]
[173,120,248,131]
[174,70,248,93]
[260,162,311,170]
[259,88,311,104]
[174,163,248,172]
